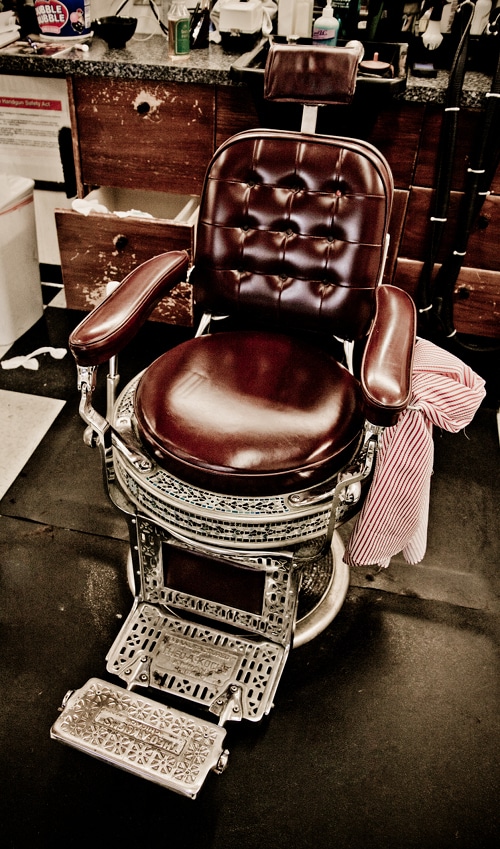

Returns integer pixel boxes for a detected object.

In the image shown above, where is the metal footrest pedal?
[106,601,287,722]
[50,678,228,799]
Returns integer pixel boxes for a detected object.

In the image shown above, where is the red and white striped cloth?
[344,338,486,569]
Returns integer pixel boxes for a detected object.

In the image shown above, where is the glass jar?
[168,2,190,57]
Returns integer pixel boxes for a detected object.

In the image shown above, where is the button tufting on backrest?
[191,130,393,340]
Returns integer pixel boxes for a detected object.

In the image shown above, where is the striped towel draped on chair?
[344,338,486,569]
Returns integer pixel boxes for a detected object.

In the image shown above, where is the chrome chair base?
[294,532,349,648]
[51,532,349,799]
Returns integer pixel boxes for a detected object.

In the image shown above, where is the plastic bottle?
[470,0,492,36]
[278,0,313,39]
[278,0,296,38]
[168,2,190,57]
[312,0,339,46]
[293,0,314,37]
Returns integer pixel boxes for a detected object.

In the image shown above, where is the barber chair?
[51,44,416,798]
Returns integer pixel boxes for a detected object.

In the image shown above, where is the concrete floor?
[0,298,499,849]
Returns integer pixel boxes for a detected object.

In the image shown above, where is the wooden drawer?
[394,258,500,339]
[56,189,198,325]
[399,188,500,271]
[69,77,215,196]
[414,105,500,193]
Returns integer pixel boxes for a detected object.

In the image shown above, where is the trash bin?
[0,175,43,345]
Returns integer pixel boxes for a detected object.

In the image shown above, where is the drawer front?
[71,77,215,195]
[399,188,500,271]
[394,258,500,339]
[414,105,500,194]
[56,209,193,325]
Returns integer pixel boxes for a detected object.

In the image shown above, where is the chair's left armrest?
[360,285,416,427]
[69,251,190,366]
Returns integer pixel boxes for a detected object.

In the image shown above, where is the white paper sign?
[0,75,70,182]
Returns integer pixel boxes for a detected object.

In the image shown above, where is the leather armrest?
[69,251,190,366]
[360,285,416,427]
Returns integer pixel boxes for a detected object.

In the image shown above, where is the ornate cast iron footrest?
[106,603,287,722]
[50,678,228,799]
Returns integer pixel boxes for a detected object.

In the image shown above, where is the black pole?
[432,7,500,353]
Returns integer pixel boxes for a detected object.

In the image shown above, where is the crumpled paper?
[1,347,67,371]
[71,198,154,219]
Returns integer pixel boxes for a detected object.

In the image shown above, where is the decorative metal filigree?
[116,458,330,547]
[106,605,286,721]
[135,518,297,642]
[51,678,227,798]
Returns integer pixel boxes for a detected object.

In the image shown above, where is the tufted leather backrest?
[190,130,393,340]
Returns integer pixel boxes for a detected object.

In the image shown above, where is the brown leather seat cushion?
[135,331,364,495]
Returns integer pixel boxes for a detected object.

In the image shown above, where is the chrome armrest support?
[106,356,120,421]
[77,363,154,475]
[77,365,109,445]
[286,423,382,511]
[111,430,154,473]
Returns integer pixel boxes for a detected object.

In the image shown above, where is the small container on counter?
[190,0,211,50]
[168,1,190,57]
[312,0,339,46]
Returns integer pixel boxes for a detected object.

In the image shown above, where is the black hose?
[432,7,500,353]
[415,1,476,328]
[148,0,169,36]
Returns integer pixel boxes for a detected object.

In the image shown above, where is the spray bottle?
[312,0,339,46]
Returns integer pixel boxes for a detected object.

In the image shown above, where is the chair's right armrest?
[360,285,416,427]
[69,251,190,367]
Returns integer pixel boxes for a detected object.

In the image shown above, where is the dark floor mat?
[0,513,498,848]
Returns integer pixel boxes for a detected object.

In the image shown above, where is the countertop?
[0,35,241,85]
[403,68,491,107]
[0,34,492,107]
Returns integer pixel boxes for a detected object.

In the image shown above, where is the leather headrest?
[263,43,359,106]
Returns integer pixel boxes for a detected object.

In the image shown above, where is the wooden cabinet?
[368,100,500,339]
[60,76,220,324]
[61,75,499,337]
[394,259,500,338]
[365,101,424,190]
[59,76,263,325]
[68,77,261,198]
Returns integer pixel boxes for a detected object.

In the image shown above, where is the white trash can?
[0,175,43,345]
